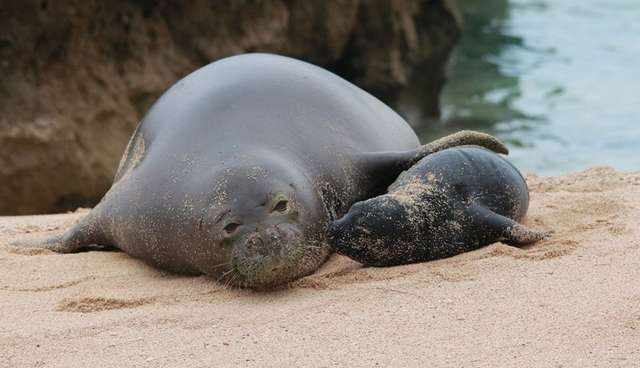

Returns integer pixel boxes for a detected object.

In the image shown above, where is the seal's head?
[327,196,415,266]
[193,154,330,288]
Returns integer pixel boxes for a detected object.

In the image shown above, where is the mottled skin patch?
[11,54,509,289]
[113,123,145,184]
[328,146,548,267]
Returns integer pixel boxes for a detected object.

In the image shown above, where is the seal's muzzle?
[231,223,304,286]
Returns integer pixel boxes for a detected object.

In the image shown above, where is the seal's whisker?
[215,268,236,285]
[209,262,231,271]
[224,274,239,290]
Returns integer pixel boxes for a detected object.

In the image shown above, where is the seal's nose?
[236,224,299,260]
[231,223,305,287]
[244,233,267,256]
[327,216,354,248]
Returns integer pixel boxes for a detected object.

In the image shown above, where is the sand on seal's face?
[1,167,639,367]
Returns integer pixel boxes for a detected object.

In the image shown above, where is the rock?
[335,0,461,124]
[0,0,460,215]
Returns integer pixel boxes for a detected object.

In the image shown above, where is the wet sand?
[1,167,639,367]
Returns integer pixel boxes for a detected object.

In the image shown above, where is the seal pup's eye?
[272,200,289,213]
[223,222,241,235]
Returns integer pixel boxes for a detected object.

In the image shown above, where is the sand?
[1,167,639,367]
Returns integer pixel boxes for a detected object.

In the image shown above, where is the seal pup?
[14,54,508,288]
[327,146,548,266]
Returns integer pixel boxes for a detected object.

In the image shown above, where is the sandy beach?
[1,167,639,367]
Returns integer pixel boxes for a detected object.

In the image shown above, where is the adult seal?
[15,54,508,288]
[328,146,548,266]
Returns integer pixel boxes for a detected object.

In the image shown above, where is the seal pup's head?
[194,154,330,289]
[327,195,417,267]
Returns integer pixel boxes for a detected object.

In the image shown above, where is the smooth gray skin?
[13,54,508,288]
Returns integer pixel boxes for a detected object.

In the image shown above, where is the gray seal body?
[328,146,548,266]
[15,54,508,288]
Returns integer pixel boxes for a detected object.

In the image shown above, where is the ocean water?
[419,0,640,175]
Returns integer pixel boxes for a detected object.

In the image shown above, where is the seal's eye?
[272,199,289,213]
[223,222,241,235]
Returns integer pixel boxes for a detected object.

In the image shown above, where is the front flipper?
[10,211,109,253]
[468,203,549,247]
[10,233,83,253]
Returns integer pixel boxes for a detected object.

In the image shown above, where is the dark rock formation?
[0,0,460,215]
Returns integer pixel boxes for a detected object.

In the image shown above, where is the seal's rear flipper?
[468,203,549,247]
[501,224,549,246]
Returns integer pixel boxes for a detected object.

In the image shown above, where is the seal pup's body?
[328,146,547,266]
[15,54,508,288]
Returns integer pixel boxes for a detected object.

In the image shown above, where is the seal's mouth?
[221,223,325,288]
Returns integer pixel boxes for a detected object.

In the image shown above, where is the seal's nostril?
[250,236,264,247]
[244,234,265,253]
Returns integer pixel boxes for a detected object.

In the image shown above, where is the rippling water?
[419,0,640,175]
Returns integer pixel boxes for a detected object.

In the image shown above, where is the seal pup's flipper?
[468,203,549,246]
[356,130,509,189]
[501,223,550,246]
[10,211,109,253]
[412,130,509,164]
